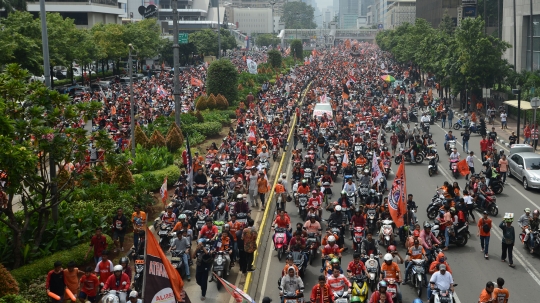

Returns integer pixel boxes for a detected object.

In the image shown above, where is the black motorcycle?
[395,151,424,164]
[133,255,145,293]
[171,250,188,278]
[291,251,308,278]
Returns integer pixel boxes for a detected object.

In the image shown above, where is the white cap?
[129,291,138,298]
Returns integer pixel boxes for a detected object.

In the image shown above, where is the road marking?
[473,210,540,286]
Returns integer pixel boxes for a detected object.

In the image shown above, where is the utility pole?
[129,44,136,157]
[269,0,276,34]
[513,0,517,70]
[217,0,222,59]
[484,0,487,35]
[172,0,181,126]
[530,0,534,71]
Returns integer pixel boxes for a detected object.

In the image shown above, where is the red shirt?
[95,260,114,284]
[80,274,99,297]
[347,260,366,276]
[308,197,321,209]
[480,139,488,152]
[103,273,131,291]
[322,244,341,255]
[273,215,290,228]
[90,235,108,257]
[199,225,219,239]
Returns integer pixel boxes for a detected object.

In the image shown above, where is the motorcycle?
[133,256,145,293]
[489,175,504,195]
[431,220,469,247]
[449,159,459,178]
[306,232,320,265]
[156,223,173,251]
[383,159,391,178]
[171,250,188,279]
[426,191,446,220]
[212,251,228,289]
[280,290,303,303]
[194,213,208,236]
[272,144,280,161]
[423,144,439,163]
[291,250,308,278]
[452,117,467,130]
[409,259,426,297]
[304,168,313,185]
[260,158,270,171]
[445,140,456,156]
[428,155,438,177]
[365,206,378,236]
[379,219,395,247]
[274,227,288,261]
[358,184,369,203]
[364,254,379,292]
[356,165,365,180]
[236,212,248,228]
[431,285,458,303]
[298,194,308,221]
[333,290,350,303]
[520,229,540,254]
[195,184,207,198]
[382,278,400,303]
[352,226,365,252]
[351,275,369,303]
[330,160,339,181]
[100,289,127,303]
[394,150,424,164]
[347,192,356,209]
[474,190,499,216]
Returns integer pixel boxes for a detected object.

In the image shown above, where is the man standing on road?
[500,111,507,129]
[499,217,516,268]
[85,227,107,264]
[492,277,510,303]
[447,109,454,130]
[242,219,257,273]
[509,131,517,145]
[480,136,489,161]
[477,211,492,259]
[461,129,470,153]
[132,205,146,250]
[46,261,66,303]
[112,207,128,253]
[248,167,259,208]
[478,281,495,303]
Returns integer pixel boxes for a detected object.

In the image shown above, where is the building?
[415,0,459,28]
[339,0,359,29]
[154,0,227,33]
[26,0,125,28]
[384,0,416,29]
[360,0,374,17]
[233,7,273,34]
[502,0,540,71]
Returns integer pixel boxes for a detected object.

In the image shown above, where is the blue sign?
[378,24,383,29]
[463,6,477,18]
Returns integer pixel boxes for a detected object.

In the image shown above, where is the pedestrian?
[532,124,539,150]
[128,291,143,303]
[63,261,80,301]
[478,281,495,303]
[112,207,128,252]
[390,132,398,156]
[463,190,475,222]
[508,131,517,145]
[499,216,516,268]
[248,167,259,208]
[480,136,489,161]
[78,266,99,303]
[132,204,146,249]
[447,108,454,129]
[441,109,447,128]
[524,123,531,145]
[46,261,66,303]
[193,239,213,301]
[492,277,510,303]
[273,179,287,210]
[477,211,492,259]
[498,154,508,183]
[85,227,107,264]
[242,218,258,273]
[257,173,269,210]
[461,129,470,153]
[500,111,507,129]
[236,226,247,273]
[293,130,299,149]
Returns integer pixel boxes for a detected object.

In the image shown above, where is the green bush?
[201,110,233,125]
[180,112,199,125]
[18,276,48,303]
[268,49,282,68]
[126,145,174,173]
[290,39,303,59]
[0,294,32,303]
[207,59,238,106]
[133,164,180,189]
[183,121,222,137]
[11,235,113,286]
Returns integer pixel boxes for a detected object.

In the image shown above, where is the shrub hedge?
[0,295,32,303]
[11,235,113,286]
[133,164,180,189]
[183,121,222,137]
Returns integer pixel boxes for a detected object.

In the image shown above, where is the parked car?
[508,152,540,190]
[68,86,91,97]
[509,144,534,155]
[29,75,58,83]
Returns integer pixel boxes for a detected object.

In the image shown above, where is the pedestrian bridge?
[280,29,378,42]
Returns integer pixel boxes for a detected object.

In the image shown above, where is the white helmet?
[237,194,243,199]
[113,265,124,272]
[328,235,336,242]
[383,253,393,262]
[335,205,342,212]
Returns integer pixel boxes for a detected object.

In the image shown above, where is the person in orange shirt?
[477,211,492,259]
[274,179,287,209]
[272,209,292,246]
[63,261,80,301]
[355,153,367,166]
[428,252,452,274]
[491,277,509,303]
[478,281,495,303]
[281,254,299,277]
[403,239,426,284]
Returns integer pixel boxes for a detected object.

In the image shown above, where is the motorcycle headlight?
[172,263,178,268]
[216,258,223,265]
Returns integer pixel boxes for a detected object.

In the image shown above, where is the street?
[247,118,540,303]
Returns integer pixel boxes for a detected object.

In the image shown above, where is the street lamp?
[172,0,181,127]
[216,0,222,59]
[129,43,136,157]
[512,86,522,143]
[295,12,300,39]
[269,0,276,34]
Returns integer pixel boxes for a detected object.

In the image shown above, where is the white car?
[508,152,540,189]
[29,75,58,83]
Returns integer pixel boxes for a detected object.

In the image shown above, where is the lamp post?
[513,0,517,70]
[295,12,300,40]
[172,0,181,126]
[513,86,522,143]
[269,0,276,34]
[217,0,221,59]
[39,0,51,89]
[532,97,540,129]
[129,44,136,157]
[530,0,534,71]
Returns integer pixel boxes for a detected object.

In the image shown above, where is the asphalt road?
[247,120,540,303]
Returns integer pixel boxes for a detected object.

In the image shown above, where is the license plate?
[415,266,424,273]
[304,173,311,178]
[159,231,168,235]
[388,288,396,293]
[336,299,348,303]
[285,300,297,303]
[214,266,223,270]
[171,257,181,261]
[331,166,337,171]
[300,198,307,203]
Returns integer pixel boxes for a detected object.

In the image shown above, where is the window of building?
[60,12,89,26]
[526,15,540,71]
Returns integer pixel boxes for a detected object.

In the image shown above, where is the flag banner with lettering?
[371,153,383,186]
[246,58,258,74]
[388,160,407,227]
[143,227,184,303]
[160,177,168,206]
[213,273,255,303]
[457,159,470,176]
[185,134,193,191]
[190,77,203,87]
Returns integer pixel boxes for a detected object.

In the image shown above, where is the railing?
[282,29,378,39]
[29,0,118,5]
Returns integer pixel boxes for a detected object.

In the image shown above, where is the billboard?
[462,0,478,6]
[463,6,477,18]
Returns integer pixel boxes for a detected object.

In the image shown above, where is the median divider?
[243,81,312,294]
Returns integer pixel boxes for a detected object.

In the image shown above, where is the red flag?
[388,160,407,227]
[191,77,203,87]
[457,159,470,176]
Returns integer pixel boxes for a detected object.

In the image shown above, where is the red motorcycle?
[351,226,365,252]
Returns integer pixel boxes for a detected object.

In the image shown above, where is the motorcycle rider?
[321,236,342,272]
[519,208,535,252]
[350,207,366,239]
[214,229,233,276]
[310,275,335,303]
[160,205,177,228]
[476,176,489,210]
[448,148,460,170]
[304,213,322,243]
[169,230,191,281]
[102,265,131,303]
[213,203,228,222]
[380,253,403,303]
[337,190,353,222]
[308,190,323,218]
[444,131,455,152]
[419,222,440,262]
[328,205,347,241]
[428,252,452,275]
[327,264,352,293]
[361,231,381,264]
[428,264,454,303]
[279,266,305,303]
[347,252,369,278]
[198,217,219,240]
[527,210,540,253]
[368,281,394,303]
[402,239,427,285]
[272,209,292,248]
[282,254,300,277]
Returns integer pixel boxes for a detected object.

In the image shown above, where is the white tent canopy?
[503,100,533,110]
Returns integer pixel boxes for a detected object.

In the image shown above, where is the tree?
[92,23,128,74]
[267,49,282,68]
[256,33,280,47]
[206,59,238,104]
[190,29,218,56]
[281,2,317,29]
[290,39,303,59]
[123,19,162,70]
[439,11,455,35]
[0,0,27,12]
[0,64,115,268]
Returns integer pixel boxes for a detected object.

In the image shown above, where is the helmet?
[412,299,423,303]
[286,253,293,260]
[237,194,243,199]
[450,207,456,213]
[424,222,431,229]
[482,161,490,167]
[308,213,317,219]
[413,230,420,237]
[312,190,318,194]
[341,190,347,195]
[387,245,397,253]
[330,258,340,265]
[378,281,388,289]
[533,209,539,216]
[383,253,393,262]
[302,179,307,184]
[223,224,230,229]
[234,168,241,173]
[350,296,362,303]
[120,257,129,265]
[335,205,342,212]
[113,265,123,272]
[218,203,225,210]
[328,235,336,243]
[179,214,187,220]
[214,167,219,171]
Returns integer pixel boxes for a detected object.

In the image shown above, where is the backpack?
[481,218,491,233]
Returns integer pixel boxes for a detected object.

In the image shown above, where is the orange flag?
[388,160,407,227]
[457,159,470,176]
[191,77,203,87]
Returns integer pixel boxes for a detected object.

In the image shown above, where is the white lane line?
[454,292,462,303]
[474,210,540,286]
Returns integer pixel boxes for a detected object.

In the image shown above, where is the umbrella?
[380,75,395,82]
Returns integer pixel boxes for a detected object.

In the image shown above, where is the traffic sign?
[178,33,189,44]
[531,97,540,109]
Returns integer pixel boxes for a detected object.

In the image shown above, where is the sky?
[315,0,333,9]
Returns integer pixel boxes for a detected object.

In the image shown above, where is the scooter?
[330,160,339,181]
[365,206,378,236]
[306,232,320,265]
[291,250,308,278]
[332,290,350,303]
[520,229,540,254]
[474,190,499,216]
[409,258,426,297]
[212,251,229,290]
[156,223,173,251]
[428,156,438,177]
[449,159,459,178]
[100,289,127,303]
[431,221,469,247]
[364,254,379,292]
[431,284,458,303]
[298,194,308,220]
[382,278,400,303]
[379,219,395,247]
[194,213,208,236]
[351,274,369,302]
[171,250,188,279]
[445,140,456,156]
[383,159,391,178]
[304,168,313,185]
[274,227,288,261]
[394,150,424,164]
[426,190,446,220]
[236,212,248,227]
[351,226,365,252]
[358,184,370,203]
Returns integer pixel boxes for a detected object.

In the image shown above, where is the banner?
[191,77,203,87]
[185,134,193,191]
[143,227,184,303]
[342,151,349,168]
[246,59,258,74]
[371,154,383,186]
[214,273,255,303]
[160,177,168,206]
[388,161,407,227]
[457,159,470,176]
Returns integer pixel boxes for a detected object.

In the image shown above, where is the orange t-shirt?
[492,288,509,303]
[478,218,492,237]
[479,289,493,303]
[63,268,80,296]
[297,185,310,194]
[381,262,400,279]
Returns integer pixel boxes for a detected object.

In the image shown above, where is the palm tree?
[0,0,27,12]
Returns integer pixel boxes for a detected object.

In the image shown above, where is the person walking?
[492,277,510,303]
[46,261,66,303]
[478,281,495,303]
[242,218,258,273]
[499,216,516,268]
[477,211,492,259]
[523,123,531,145]
[532,124,539,150]
[112,207,128,253]
[257,173,269,210]
[498,154,509,183]
[441,109,447,129]
[500,111,507,129]
[461,129,470,153]
[248,167,259,208]
[85,227,107,265]
[293,130,300,149]
[193,239,213,301]
[447,108,454,130]
[132,205,147,249]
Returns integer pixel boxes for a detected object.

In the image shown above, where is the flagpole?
[141,227,148,300]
